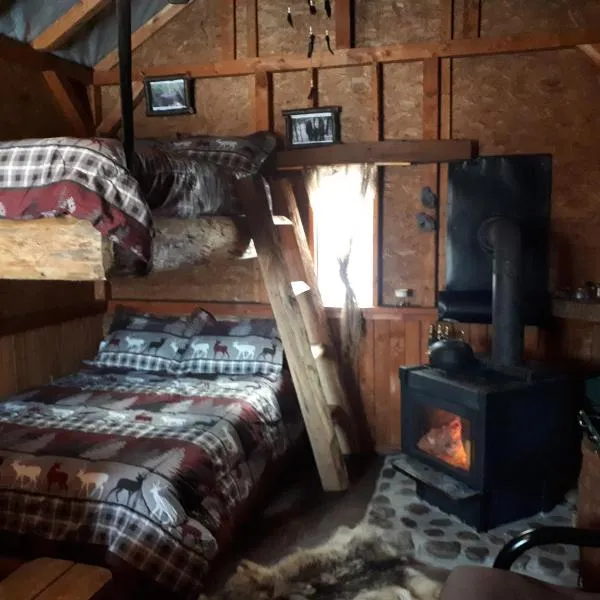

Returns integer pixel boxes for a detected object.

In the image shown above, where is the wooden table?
[0,558,112,600]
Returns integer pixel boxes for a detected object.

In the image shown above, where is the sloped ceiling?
[0,0,171,66]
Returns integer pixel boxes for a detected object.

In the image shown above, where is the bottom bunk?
[0,307,303,599]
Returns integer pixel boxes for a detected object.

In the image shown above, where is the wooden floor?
[0,455,381,597]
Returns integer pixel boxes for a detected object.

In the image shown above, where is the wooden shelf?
[275,140,476,170]
[552,299,600,323]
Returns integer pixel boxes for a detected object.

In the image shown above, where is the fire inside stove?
[417,407,472,471]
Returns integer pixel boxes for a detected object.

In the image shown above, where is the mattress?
[0,366,302,598]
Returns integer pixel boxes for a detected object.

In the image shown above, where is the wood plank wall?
[0,314,104,397]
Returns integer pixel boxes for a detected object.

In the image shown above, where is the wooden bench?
[0,558,112,600]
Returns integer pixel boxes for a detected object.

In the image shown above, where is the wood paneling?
[0,314,103,397]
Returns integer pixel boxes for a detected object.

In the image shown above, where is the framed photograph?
[144,75,195,117]
[282,106,341,148]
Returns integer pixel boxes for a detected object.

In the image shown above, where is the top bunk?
[0,134,476,282]
[0,133,274,281]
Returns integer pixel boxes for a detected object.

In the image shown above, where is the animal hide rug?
[200,523,449,600]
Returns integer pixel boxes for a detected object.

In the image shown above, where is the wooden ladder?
[236,174,358,492]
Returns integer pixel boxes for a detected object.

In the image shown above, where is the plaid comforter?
[0,137,153,262]
[0,366,300,598]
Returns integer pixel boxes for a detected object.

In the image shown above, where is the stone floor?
[364,455,579,587]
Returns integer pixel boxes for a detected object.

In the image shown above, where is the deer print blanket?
[0,366,301,599]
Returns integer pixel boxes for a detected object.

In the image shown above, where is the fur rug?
[200,524,449,600]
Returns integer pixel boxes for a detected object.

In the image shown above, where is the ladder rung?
[311,344,325,359]
[291,280,311,296]
[272,215,293,225]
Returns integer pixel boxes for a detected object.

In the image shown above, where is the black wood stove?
[394,210,579,532]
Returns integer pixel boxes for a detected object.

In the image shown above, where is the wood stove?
[397,362,576,531]
[394,204,579,531]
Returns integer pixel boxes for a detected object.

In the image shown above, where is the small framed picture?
[282,106,341,148]
[144,75,195,117]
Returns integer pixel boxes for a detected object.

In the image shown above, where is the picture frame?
[144,75,196,117]
[282,106,342,148]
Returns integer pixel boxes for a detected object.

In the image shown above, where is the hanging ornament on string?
[287,6,293,27]
[324,0,332,18]
[307,26,316,58]
[308,0,317,15]
[307,73,317,102]
[325,29,334,54]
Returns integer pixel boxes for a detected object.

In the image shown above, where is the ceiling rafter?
[0,34,92,83]
[32,0,111,51]
[95,1,196,72]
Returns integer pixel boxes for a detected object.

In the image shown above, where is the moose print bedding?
[0,365,301,599]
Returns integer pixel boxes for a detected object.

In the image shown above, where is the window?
[307,165,376,308]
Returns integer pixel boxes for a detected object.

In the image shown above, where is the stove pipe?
[480,217,524,367]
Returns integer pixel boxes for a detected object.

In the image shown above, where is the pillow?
[89,306,216,373]
[176,318,284,376]
[131,132,277,218]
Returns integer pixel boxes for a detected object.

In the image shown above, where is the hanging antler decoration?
[325,29,334,54]
[307,25,316,58]
[325,0,332,18]
[287,6,294,27]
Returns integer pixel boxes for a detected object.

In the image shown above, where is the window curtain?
[305,164,376,436]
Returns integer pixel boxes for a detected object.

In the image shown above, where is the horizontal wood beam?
[32,0,111,51]
[1,35,92,84]
[0,302,106,337]
[94,28,600,85]
[275,140,475,170]
[95,2,195,71]
[107,300,438,321]
[97,82,145,136]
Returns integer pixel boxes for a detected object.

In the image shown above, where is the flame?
[417,410,471,471]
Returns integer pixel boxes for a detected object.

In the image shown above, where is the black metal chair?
[493,526,600,571]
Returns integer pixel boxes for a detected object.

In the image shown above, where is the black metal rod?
[494,526,600,571]
[117,0,134,169]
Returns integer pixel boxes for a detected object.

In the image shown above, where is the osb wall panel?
[0,60,70,141]
[480,0,600,36]
[258,0,335,56]
[355,0,441,47]
[381,166,436,306]
[0,282,96,319]
[452,50,600,290]
[0,314,103,397]
[132,76,252,139]
[319,67,374,142]
[382,63,424,139]
[132,0,221,67]
[272,71,313,137]
[110,261,267,303]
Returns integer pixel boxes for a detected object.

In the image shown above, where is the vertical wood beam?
[371,62,383,306]
[246,0,259,57]
[43,71,94,137]
[335,0,353,49]
[438,0,455,293]
[221,0,237,61]
[88,86,104,130]
[310,69,320,108]
[421,59,441,307]
[253,70,273,131]
[462,0,481,39]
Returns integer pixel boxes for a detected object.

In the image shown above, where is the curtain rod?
[116,0,134,169]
